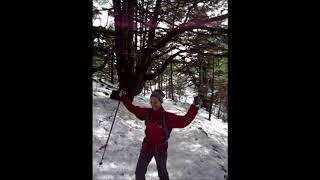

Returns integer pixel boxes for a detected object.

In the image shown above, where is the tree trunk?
[139,0,144,64]
[110,57,114,84]
[134,5,138,67]
[209,59,214,120]
[160,73,163,90]
[217,93,222,119]
[170,62,174,100]
[158,71,161,89]
[165,67,168,97]
[198,59,204,99]
[112,0,144,98]
[224,96,228,122]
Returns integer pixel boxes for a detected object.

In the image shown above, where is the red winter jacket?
[121,95,199,155]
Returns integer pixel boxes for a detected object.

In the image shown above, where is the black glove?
[193,96,203,108]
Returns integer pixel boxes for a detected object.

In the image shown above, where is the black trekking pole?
[98,100,121,166]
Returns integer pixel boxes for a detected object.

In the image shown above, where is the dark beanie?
[151,89,165,103]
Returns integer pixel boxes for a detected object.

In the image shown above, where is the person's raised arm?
[166,96,202,128]
[120,90,149,120]
[166,105,199,128]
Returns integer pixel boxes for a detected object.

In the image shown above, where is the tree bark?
[209,60,215,120]
[160,71,163,90]
[158,72,161,89]
[170,62,174,100]
[217,95,222,119]
[199,58,204,97]
[110,57,114,84]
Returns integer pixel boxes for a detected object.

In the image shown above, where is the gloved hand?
[193,96,203,108]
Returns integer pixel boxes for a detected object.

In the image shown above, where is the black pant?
[135,149,169,180]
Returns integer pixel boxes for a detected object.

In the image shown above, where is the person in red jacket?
[119,89,201,180]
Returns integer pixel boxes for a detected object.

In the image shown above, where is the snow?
[93,1,114,27]
[93,81,228,180]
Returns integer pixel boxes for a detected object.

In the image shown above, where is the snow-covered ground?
[93,80,228,180]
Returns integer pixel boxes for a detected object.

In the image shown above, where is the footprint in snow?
[220,164,227,173]
[211,144,220,153]
[216,155,222,160]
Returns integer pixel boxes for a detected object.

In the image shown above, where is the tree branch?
[151,14,228,53]
[134,17,168,30]
[203,52,228,57]
[150,45,177,62]
[144,50,185,80]
[183,2,196,24]
[171,0,181,28]
[146,0,162,48]
[141,0,163,70]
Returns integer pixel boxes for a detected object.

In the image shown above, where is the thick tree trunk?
[112,0,145,98]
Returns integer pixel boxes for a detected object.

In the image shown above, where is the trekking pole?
[98,100,121,166]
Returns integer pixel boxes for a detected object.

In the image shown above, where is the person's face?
[150,96,161,110]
